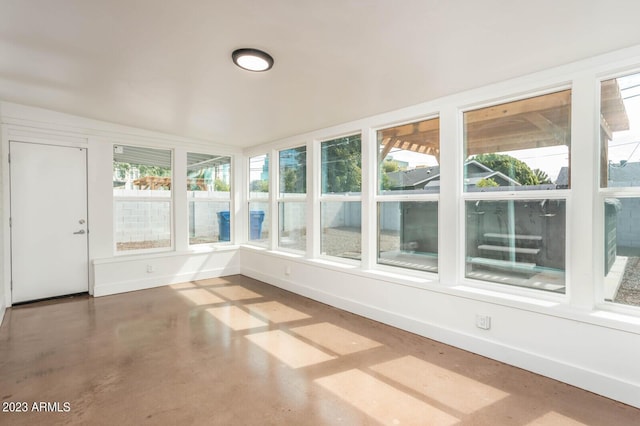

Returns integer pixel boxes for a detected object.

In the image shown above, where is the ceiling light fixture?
[232,48,274,72]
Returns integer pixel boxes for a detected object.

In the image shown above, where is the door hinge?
[7,153,10,163]
[9,217,11,227]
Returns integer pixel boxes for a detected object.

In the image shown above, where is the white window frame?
[186,152,233,247]
[374,115,440,277]
[459,87,572,298]
[317,132,363,264]
[597,67,640,314]
[112,144,174,255]
[247,153,270,247]
[276,144,307,254]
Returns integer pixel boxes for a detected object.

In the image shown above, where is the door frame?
[2,129,90,307]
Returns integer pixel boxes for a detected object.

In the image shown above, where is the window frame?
[247,153,270,246]
[186,152,233,247]
[276,144,308,254]
[598,68,640,313]
[318,132,363,263]
[460,87,572,296]
[374,115,441,276]
[112,144,174,255]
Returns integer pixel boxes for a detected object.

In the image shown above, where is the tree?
[476,177,499,188]
[214,179,230,192]
[533,168,552,184]
[280,147,306,193]
[322,135,361,193]
[250,180,269,192]
[380,159,400,190]
[473,153,539,186]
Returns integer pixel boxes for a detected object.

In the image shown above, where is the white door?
[10,141,88,304]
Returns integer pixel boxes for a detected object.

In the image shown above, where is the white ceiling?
[2,1,640,148]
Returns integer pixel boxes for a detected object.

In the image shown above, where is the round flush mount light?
[232,48,274,72]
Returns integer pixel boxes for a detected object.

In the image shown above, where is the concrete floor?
[0,275,638,425]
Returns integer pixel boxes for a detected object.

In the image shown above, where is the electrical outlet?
[284,265,291,276]
[476,314,491,330]
[146,264,154,273]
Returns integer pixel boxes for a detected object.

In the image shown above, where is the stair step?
[468,257,537,272]
[484,233,542,241]
[478,244,540,255]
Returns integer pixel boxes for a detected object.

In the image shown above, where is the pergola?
[378,84,629,186]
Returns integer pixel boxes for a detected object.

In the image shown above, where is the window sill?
[94,244,239,264]
[240,247,640,334]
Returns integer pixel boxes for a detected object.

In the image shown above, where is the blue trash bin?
[217,211,230,241]
[250,210,265,240]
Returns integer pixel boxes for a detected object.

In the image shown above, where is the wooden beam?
[464,90,571,125]
[523,112,569,145]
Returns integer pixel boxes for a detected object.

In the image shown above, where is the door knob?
[73,230,86,235]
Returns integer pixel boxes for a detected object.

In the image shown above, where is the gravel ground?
[614,257,640,307]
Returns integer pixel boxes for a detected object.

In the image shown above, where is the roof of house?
[385,160,520,190]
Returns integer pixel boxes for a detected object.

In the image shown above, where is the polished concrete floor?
[0,275,638,425]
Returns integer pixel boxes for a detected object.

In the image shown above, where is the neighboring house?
[556,161,640,188]
[384,160,521,192]
[555,167,570,189]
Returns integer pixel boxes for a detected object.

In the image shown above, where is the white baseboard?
[0,304,5,327]
[94,265,241,297]
[242,266,640,409]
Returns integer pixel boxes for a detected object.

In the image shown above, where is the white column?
[569,72,599,309]
[438,105,462,286]
[173,148,188,251]
[361,127,376,270]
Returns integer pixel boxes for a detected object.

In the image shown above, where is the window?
[463,91,571,292]
[464,90,571,192]
[248,154,269,244]
[320,135,361,260]
[601,72,640,308]
[377,118,439,272]
[113,145,172,252]
[187,152,231,245]
[278,146,306,252]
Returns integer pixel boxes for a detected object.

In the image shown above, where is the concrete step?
[478,244,540,255]
[484,233,542,241]
[468,257,537,272]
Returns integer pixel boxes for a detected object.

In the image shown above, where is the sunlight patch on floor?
[169,282,197,289]
[526,411,588,425]
[209,285,263,301]
[206,306,268,331]
[245,301,310,323]
[370,355,509,414]
[176,288,225,305]
[290,322,382,355]
[315,369,459,425]
[246,330,335,368]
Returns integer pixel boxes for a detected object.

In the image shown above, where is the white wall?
[0,102,243,308]
[0,121,5,324]
[241,45,640,409]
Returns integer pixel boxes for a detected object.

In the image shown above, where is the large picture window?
[187,153,231,245]
[377,117,439,272]
[248,154,269,244]
[278,146,306,252]
[463,91,571,291]
[320,135,361,260]
[601,72,640,308]
[113,145,172,252]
